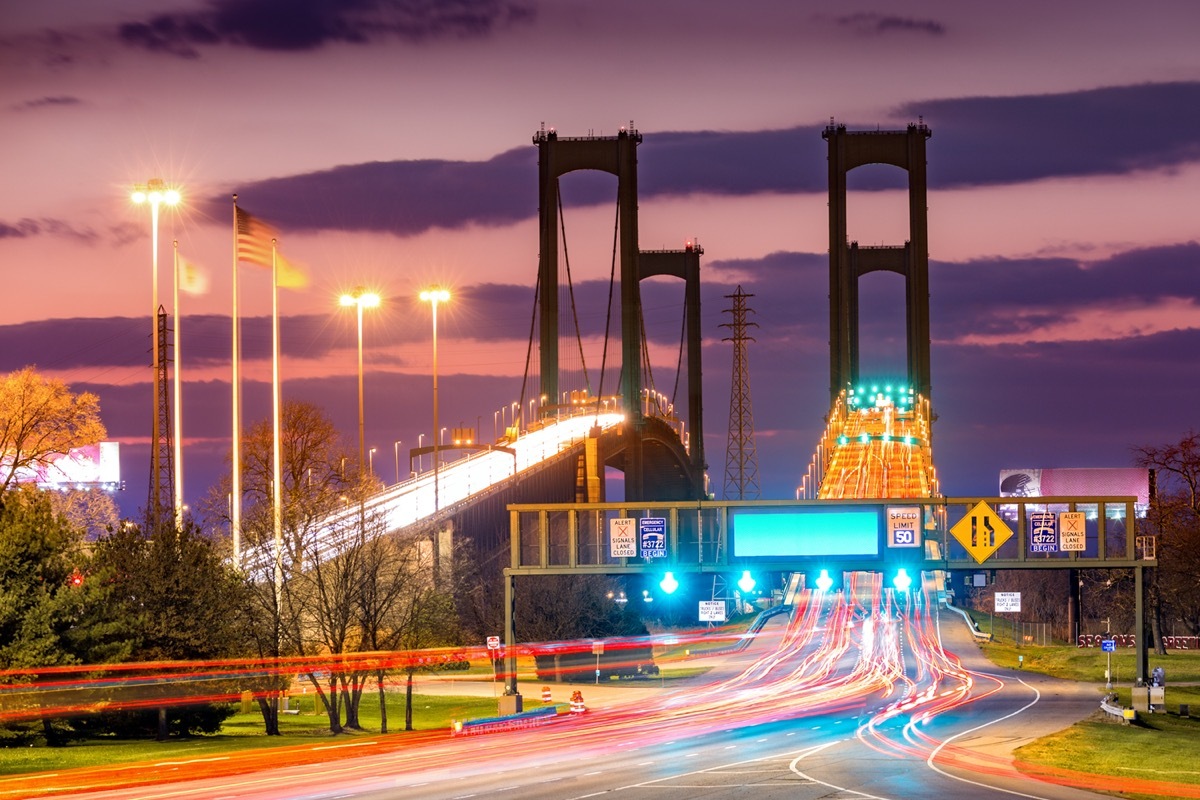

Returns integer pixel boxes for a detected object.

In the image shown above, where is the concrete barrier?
[451,704,566,737]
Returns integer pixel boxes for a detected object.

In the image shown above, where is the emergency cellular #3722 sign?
[1029,511,1058,553]
[639,517,667,558]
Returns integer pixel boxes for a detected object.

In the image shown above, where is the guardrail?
[942,599,992,641]
[1100,692,1137,723]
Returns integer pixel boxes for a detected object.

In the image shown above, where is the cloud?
[223,147,535,235]
[118,0,536,56]
[900,82,1200,187]
[211,82,1200,236]
[9,95,83,112]
[835,13,945,37]
[0,217,99,243]
[930,243,1200,342]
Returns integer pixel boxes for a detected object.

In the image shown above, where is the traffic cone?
[542,686,553,704]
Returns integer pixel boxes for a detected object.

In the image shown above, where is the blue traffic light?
[659,571,679,594]
[737,570,756,593]
[815,569,834,592]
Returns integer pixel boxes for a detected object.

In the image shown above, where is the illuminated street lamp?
[420,288,450,511]
[132,178,181,528]
[394,440,402,484]
[339,287,381,478]
[368,447,377,476]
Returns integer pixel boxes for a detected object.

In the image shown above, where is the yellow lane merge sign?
[950,501,1014,564]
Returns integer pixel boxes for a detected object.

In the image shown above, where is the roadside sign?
[1029,512,1058,553]
[640,517,666,558]
[995,591,1021,613]
[1101,639,1116,653]
[592,641,604,655]
[1059,511,1086,551]
[609,517,637,558]
[698,600,726,622]
[486,635,500,650]
[949,501,1014,564]
[886,506,922,548]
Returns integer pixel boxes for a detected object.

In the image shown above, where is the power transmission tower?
[721,286,760,500]
[148,306,175,529]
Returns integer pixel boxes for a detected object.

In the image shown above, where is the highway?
[20,578,1123,800]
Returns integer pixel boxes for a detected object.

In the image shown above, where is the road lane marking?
[789,741,895,800]
[923,677,1056,800]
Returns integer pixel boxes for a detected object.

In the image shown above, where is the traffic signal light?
[892,568,913,592]
[659,572,679,594]
[814,569,834,592]
[737,570,756,593]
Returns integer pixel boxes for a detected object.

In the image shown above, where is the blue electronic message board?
[730,508,881,558]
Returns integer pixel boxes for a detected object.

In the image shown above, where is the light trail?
[10,581,1200,799]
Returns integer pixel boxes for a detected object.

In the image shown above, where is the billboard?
[999,467,1148,507]
[3,442,120,490]
[731,507,880,558]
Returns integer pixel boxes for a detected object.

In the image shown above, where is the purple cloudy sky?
[3,0,1200,521]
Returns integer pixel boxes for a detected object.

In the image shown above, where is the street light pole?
[339,287,380,479]
[369,447,377,476]
[394,440,402,484]
[420,289,450,512]
[132,179,180,529]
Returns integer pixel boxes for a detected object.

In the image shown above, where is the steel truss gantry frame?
[502,495,1155,695]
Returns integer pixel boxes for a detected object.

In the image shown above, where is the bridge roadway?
[34,583,1129,800]
[273,410,630,566]
[808,388,938,501]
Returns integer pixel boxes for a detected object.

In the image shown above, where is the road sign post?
[1102,637,1116,689]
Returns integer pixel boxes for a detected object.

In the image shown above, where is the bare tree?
[1133,432,1200,650]
[208,400,367,735]
[47,489,119,539]
[356,532,460,732]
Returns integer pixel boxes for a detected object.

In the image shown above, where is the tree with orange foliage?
[0,366,106,498]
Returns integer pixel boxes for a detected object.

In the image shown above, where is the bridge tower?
[823,122,932,406]
[534,125,704,501]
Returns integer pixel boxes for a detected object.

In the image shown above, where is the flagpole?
[172,240,184,528]
[231,195,242,564]
[271,238,284,611]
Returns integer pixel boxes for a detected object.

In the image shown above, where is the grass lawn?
[1014,704,1200,800]
[0,691,511,777]
[958,607,1200,797]
[0,655,701,780]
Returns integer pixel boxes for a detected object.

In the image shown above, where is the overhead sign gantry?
[502,495,1155,695]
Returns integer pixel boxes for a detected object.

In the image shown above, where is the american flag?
[235,207,276,268]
